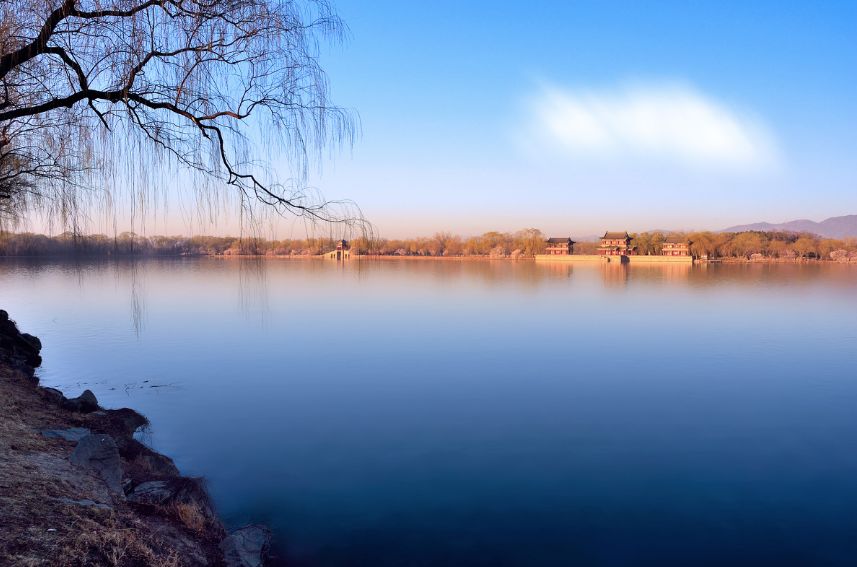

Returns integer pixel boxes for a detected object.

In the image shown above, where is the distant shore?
[3,229,856,262]
[2,253,857,264]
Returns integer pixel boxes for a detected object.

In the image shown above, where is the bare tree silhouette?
[0,0,364,231]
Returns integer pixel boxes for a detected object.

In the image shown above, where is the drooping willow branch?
[0,0,367,234]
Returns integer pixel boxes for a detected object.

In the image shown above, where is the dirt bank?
[0,310,270,566]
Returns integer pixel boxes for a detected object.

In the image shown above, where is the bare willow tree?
[0,0,364,232]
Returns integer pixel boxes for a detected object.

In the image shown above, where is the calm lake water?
[2,258,857,566]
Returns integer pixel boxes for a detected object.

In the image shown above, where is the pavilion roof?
[602,231,630,239]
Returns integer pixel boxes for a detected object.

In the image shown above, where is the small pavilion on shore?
[662,236,692,256]
[544,237,575,255]
[325,239,351,260]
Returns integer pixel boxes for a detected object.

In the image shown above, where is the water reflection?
[2,258,857,566]
[238,258,270,323]
[127,261,146,337]
[626,262,692,284]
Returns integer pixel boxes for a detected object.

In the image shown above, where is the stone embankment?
[0,309,270,566]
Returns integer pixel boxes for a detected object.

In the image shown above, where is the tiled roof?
[545,237,575,244]
[602,232,630,239]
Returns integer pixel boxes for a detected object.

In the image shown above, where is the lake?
[2,258,857,566]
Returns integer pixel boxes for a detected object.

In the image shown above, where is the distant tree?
[688,231,717,258]
[793,236,818,259]
[479,232,506,255]
[428,232,460,256]
[767,239,792,258]
[513,228,545,256]
[817,238,839,260]
[632,232,652,255]
[728,232,766,258]
[650,232,666,255]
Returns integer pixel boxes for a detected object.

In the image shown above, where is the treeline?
[1,229,856,260]
[653,230,857,261]
[0,229,551,258]
[0,232,329,257]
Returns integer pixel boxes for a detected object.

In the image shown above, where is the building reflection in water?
[536,262,574,280]
[626,262,692,285]
[599,262,627,287]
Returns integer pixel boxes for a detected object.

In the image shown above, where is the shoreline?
[2,253,856,264]
[0,310,270,566]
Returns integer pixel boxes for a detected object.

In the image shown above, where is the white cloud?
[529,82,778,169]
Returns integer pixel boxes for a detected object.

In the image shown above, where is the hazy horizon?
[14,212,857,241]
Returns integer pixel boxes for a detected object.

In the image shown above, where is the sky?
[298,0,857,238]
[44,0,857,239]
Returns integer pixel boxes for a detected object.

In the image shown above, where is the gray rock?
[131,450,180,477]
[126,480,174,505]
[70,434,123,495]
[118,437,180,477]
[41,427,91,442]
[125,478,216,521]
[106,408,149,435]
[41,387,66,405]
[220,525,272,567]
[63,389,99,413]
[55,497,113,511]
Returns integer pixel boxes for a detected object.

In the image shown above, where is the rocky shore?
[0,310,270,566]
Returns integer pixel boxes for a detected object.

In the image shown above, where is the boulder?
[42,427,91,442]
[220,525,272,567]
[126,477,217,518]
[0,310,43,372]
[126,480,174,505]
[70,434,123,495]
[88,407,149,437]
[63,389,100,413]
[119,438,180,477]
[41,387,66,405]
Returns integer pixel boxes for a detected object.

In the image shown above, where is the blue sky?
[57,1,855,238]
[291,0,855,238]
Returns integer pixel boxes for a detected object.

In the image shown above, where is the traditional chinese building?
[661,236,692,257]
[598,232,635,256]
[544,237,575,255]
[326,239,351,260]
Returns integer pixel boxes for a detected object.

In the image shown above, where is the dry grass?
[1,361,223,566]
[172,502,209,536]
[64,514,184,567]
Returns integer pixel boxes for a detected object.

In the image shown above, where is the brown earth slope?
[0,310,268,566]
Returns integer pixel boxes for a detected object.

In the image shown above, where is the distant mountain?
[722,215,857,239]
[572,234,601,242]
